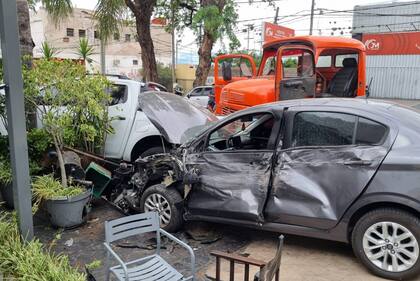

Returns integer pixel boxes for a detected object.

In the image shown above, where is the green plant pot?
[45,190,91,228]
[0,182,14,209]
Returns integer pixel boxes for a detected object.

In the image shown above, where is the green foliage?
[156,63,173,91]
[284,58,297,68]
[24,59,112,154]
[27,128,53,161]
[0,213,85,280]
[40,41,59,60]
[76,38,95,63]
[0,160,12,185]
[32,175,84,200]
[85,259,102,270]
[94,0,129,42]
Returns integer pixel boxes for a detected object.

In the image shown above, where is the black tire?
[139,184,184,232]
[140,146,164,158]
[352,208,420,280]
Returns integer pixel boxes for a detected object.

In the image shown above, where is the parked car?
[184,86,214,108]
[136,97,420,280]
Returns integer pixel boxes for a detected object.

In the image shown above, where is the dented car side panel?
[266,146,388,229]
[185,151,274,222]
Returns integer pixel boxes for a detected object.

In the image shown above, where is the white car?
[184,86,214,108]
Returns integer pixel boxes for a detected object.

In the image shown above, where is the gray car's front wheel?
[352,208,420,280]
[139,184,184,232]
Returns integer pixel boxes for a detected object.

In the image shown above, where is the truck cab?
[214,36,366,115]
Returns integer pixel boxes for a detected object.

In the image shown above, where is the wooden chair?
[104,212,195,281]
[211,235,284,281]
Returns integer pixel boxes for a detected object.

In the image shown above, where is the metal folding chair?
[104,212,195,281]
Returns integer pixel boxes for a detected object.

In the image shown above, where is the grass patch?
[0,214,85,280]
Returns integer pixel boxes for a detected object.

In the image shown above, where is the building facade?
[30,8,172,80]
[352,1,420,99]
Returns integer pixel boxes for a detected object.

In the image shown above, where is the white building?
[30,8,172,80]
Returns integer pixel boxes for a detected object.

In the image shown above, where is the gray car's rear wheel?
[352,208,420,280]
[139,184,184,232]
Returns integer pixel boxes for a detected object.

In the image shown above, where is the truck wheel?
[352,208,420,280]
[139,184,184,232]
[140,146,164,158]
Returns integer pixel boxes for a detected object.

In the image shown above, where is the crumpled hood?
[138,91,218,144]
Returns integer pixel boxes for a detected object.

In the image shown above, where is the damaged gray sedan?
[134,94,420,280]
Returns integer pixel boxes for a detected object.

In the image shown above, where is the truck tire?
[140,146,164,158]
[139,184,184,232]
[351,208,420,280]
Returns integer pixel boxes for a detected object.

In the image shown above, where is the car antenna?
[366,77,373,100]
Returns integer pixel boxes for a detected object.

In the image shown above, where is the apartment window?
[133,59,138,65]
[63,37,70,43]
[94,30,99,39]
[113,33,120,41]
[79,29,86,37]
[125,34,131,42]
[66,28,74,37]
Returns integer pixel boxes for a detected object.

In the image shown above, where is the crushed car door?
[185,111,280,222]
[275,46,316,100]
[214,54,256,114]
[265,107,394,229]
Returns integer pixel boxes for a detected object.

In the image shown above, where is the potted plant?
[32,175,91,228]
[0,159,13,208]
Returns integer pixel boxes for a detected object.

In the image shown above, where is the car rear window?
[355,118,387,145]
[292,112,356,147]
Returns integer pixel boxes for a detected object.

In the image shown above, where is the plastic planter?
[45,190,91,228]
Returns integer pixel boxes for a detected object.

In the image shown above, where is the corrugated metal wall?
[367,55,420,99]
[353,1,420,34]
[353,1,420,99]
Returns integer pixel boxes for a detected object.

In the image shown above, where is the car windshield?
[180,119,218,145]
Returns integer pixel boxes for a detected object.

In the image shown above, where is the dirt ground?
[27,198,420,281]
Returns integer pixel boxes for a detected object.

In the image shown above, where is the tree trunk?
[52,136,67,188]
[193,0,225,87]
[16,0,34,57]
[193,30,215,87]
[126,0,158,82]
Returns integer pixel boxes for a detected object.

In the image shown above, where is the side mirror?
[222,61,232,81]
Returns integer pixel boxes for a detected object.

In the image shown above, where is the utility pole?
[171,3,176,91]
[274,7,279,24]
[0,0,33,241]
[244,24,254,51]
[309,0,316,35]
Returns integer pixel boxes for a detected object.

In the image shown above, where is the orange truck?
[213,36,366,115]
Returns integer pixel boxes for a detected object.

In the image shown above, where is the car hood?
[138,91,218,144]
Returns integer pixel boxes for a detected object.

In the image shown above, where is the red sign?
[263,22,295,43]
[151,18,166,25]
[362,32,420,55]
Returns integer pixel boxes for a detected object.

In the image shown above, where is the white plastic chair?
[104,212,195,281]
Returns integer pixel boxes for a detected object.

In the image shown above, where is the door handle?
[344,160,372,166]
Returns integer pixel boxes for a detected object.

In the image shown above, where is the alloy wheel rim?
[363,221,419,272]
[144,193,171,227]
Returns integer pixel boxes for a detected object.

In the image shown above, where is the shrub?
[0,214,85,280]
[32,175,85,201]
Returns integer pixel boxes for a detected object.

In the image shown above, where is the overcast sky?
[71,0,412,57]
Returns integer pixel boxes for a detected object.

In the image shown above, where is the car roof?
[263,36,365,51]
[240,98,420,123]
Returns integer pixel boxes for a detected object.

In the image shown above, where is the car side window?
[203,88,213,97]
[189,88,202,97]
[292,112,356,147]
[208,113,275,151]
[108,84,128,105]
[356,117,387,145]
